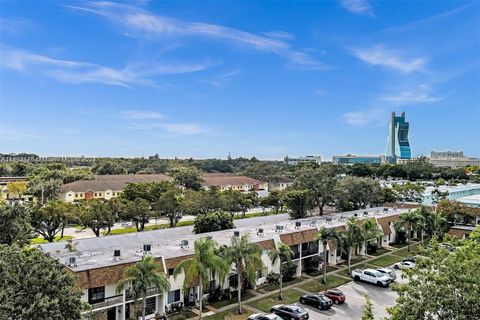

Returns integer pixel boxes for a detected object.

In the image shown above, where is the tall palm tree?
[116,256,170,320]
[430,211,447,238]
[268,242,294,300]
[416,206,432,243]
[315,227,341,284]
[224,234,264,314]
[342,217,362,274]
[174,238,229,320]
[396,210,421,252]
[360,219,383,268]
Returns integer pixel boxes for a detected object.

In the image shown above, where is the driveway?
[298,269,405,320]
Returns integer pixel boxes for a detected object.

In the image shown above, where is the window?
[168,289,181,304]
[168,268,174,276]
[94,193,97,196]
[88,286,105,304]
[145,297,156,315]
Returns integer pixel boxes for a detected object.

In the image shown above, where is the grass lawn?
[390,243,408,249]
[368,254,404,267]
[298,275,351,293]
[105,220,195,235]
[209,291,256,309]
[168,310,197,320]
[30,235,73,245]
[204,309,253,320]
[369,248,390,256]
[261,277,303,292]
[305,266,337,277]
[248,289,303,312]
[394,244,420,257]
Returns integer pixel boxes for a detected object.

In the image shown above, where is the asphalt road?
[298,268,405,320]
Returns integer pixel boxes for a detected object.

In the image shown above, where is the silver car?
[377,267,397,281]
[248,313,283,320]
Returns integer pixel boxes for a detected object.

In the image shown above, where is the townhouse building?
[39,207,405,320]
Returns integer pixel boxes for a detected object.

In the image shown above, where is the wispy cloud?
[262,31,295,41]
[0,46,214,86]
[67,2,330,71]
[339,0,374,16]
[128,122,211,135]
[0,17,36,34]
[342,108,386,126]
[114,110,166,120]
[380,84,444,104]
[352,44,427,73]
[198,69,241,88]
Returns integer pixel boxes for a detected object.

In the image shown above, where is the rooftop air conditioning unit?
[363,211,368,216]
[143,244,151,253]
[68,256,77,267]
[383,208,389,212]
[113,249,121,260]
[206,236,213,240]
[353,213,358,217]
[309,220,317,227]
[233,231,240,237]
[257,228,264,236]
[326,217,332,222]
[295,221,301,229]
[275,225,284,233]
[180,240,189,249]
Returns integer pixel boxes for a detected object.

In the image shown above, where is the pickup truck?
[351,268,392,287]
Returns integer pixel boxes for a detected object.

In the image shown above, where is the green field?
[298,275,351,293]
[106,220,195,235]
[30,235,73,245]
[204,309,252,320]
[368,254,404,267]
[209,291,256,309]
[248,289,303,312]
[260,277,303,292]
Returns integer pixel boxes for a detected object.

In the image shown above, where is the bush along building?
[39,207,405,320]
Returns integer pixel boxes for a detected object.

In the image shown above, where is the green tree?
[31,201,67,242]
[6,181,28,199]
[182,189,222,215]
[169,167,204,191]
[0,204,32,246]
[362,295,375,320]
[193,211,234,234]
[224,234,263,314]
[282,189,313,219]
[116,256,170,320]
[294,165,338,215]
[155,188,183,227]
[342,217,362,274]
[92,160,127,175]
[79,199,115,237]
[0,245,83,319]
[268,243,294,300]
[122,198,151,232]
[396,210,421,252]
[220,189,242,216]
[174,238,229,320]
[334,177,384,211]
[260,190,284,214]
[387,229,480,320]
[316,227,341,284]
[28,178,63,204]
[393,182,425,203]
[429,211,446,237]
[238,191,257,217]
[361,219,383,267]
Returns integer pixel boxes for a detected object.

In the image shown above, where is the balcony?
[90,294,124,310]
[302,247,319,257]
[125,287,162,301]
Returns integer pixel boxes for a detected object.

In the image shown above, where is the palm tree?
[224,234,264,314]
[116,256,170,320]
[416,206,432,243]
[397,210,421,252]
[360,219,383,268]
[315,227,341,284]
[342,217,362,274]
[430,211,447,238]
[174,238,229,320]
[268,242,294,300]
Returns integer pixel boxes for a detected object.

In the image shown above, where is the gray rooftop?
[39,207,407,272]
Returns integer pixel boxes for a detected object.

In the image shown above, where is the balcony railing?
[302,248,319,257]
[125,287,162,301]
[90,294,124,310]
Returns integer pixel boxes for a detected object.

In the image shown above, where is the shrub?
[193,211,234,234]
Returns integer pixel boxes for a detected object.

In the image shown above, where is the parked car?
[394,261,415,269]
[299,294,333,310]
[248,313,283,320]
[351,268,392,287]
[377,267,397,281]
[402,256,417,263]
[320,288,346,304]
[270,304,309,320]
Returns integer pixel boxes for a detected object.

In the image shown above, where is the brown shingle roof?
[255,239,276,250]
[447,226,474,238]
[280,229,317,246]
[377,215,400,235]
[61,174,171,193]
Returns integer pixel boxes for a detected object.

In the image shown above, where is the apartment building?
[39,207,405,320]
[59,173,268,203]
[429,151,480,168]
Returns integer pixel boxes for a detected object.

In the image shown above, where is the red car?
[319,288,346,304]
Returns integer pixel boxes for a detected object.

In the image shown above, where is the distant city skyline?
[1,1,479,159]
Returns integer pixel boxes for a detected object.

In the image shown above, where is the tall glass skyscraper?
[386,112,411,163]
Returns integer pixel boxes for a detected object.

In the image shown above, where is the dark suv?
[270,304,309,319]
[299,294,333,310]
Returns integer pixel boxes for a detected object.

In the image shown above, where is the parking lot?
[297,268,405,320]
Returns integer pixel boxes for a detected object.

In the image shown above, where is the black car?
[270,304,309,320]
[299,294,333,310]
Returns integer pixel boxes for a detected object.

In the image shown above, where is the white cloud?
[0,17,36,34]
[380,84,443,104]
[67,2,330,71]
[262,31,295,41]
[342,108,386,126]
[340,0,374,16]
[0,46,214,86]
[115,110,166,120]
[352,44,427,73]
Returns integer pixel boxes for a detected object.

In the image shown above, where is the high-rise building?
[386,112,411,163]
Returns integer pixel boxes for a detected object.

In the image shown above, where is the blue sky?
[0,0,479,160]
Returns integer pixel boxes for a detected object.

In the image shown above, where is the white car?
[247,313,283,320]
[377,267,397,281]
[394,261,415,269]
[351,268,392,287]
